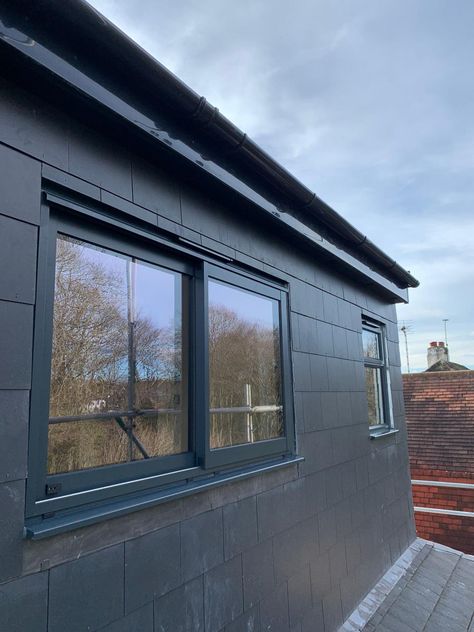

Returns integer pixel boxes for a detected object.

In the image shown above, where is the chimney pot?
[427,340,450,368]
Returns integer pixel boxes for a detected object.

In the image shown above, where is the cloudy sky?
[89,0,474,371]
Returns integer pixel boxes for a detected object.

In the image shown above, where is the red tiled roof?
[403,370,474,479]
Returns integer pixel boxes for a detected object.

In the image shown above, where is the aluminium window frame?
[362,317,394,435]
[25,193,295,523]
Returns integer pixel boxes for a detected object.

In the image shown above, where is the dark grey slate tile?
[337,392,353,427]
[324,466,344,507]
[328,542,348,585]
[132,158,181,222]
[333,326,348,359]
[0,144,41,224]
[257,485,289,541]
[49,544,124,632]
[320,392,339,429]
[322,586,343,631]
[0,571,48,632]
[304,471,327,516]
[0,391,29,483]
[309,354,329,391]
[288,565,312,628]
[291,312,301,352]
[273,518,318,584]
[379,611,419,632]
[301,391,323,432]
[68,123,132,199]
[337,300,353,331]
[125,524,181,613]
[335,498,354,541]
[154,576,204,632]
[0,215,37,304]
[242,539,275,609]
[292,353,312,392]
[340,461,357,498]
[0,479,25,583]
[259,581,289,632]
[316,320,334,356]
[344,532,361,574]
[0,301,33,389]
[318,507,337,553]
[223,496,258,561]
[224,605,260,632]
[257,478,309,541]
[99,604,153,632]
[339,571,360,617]
[204,556,243,632]
[310,551,330,600]
[181,508,224,582]
[299,430,333,476]
[322,292,339,325]
[300,600,324,632]
[0,79,69,169]
[346,330,363,361]
[297,315,318,354]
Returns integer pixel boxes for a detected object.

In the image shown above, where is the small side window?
[362,318,393,434]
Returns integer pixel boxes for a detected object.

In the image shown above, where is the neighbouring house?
[404,344,474,555]
[0,3,421,631]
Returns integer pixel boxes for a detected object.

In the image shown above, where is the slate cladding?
[0,19,415,632]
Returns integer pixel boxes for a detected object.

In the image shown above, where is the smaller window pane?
[48,235,188,474]
[365,367,384,426]
[363,329,381,359]
[208,279,283,449]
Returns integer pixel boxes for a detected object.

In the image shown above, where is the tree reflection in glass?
[48,235,187,474]
[208,279,283,449]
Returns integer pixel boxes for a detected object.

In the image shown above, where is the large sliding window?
[27,205,294,527]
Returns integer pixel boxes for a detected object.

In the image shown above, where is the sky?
[88,0,474,372]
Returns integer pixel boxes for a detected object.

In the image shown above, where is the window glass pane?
[208,279,283,449]
[48,235,188,474]
[363,329,380,359]
[365,367,384,426]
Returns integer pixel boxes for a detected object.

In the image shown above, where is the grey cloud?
[90,0,474,369]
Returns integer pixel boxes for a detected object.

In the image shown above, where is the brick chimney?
[427,341,449,368]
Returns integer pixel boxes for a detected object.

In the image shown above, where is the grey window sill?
[25,455,303,540]
[370,428,399,440]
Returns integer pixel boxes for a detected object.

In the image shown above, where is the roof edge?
[0,0,419,289]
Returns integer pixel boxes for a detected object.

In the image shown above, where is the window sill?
[25,455,303,540]
[369,428,399,440]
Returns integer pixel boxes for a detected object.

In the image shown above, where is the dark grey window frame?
[25,193,296,529]
[362,317,394,436]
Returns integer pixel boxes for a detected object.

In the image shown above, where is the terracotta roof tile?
[403,370,474,479]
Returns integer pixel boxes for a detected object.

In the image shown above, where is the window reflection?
[48,235,188,474]
[365,367,384,426]
[208,279,283,449]
[363,329,380,359]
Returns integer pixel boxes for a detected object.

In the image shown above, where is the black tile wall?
[125,524,181,613]
[0,75,416,632]
[0,143,41,224]
[0,572,48,632]
[0,214,37,304]
[48,545,125,632]
[0,391,29,483]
